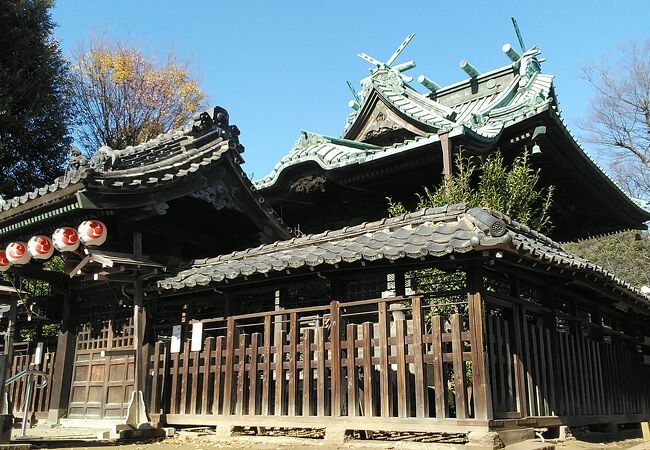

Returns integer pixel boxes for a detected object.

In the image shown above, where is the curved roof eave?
[157,203,650,308]
[546,103,650,221]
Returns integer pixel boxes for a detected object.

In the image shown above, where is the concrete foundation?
[497,428,535,446]
[467,430,504,450]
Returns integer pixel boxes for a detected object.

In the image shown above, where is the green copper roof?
[255,47,555,190]
[254,42,648,222]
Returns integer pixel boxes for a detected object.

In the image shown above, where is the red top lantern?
[0,251,11,272]
[78,220,107,246]
[27,235,54,260]
[52,227,80,252]
[6,242,31,265]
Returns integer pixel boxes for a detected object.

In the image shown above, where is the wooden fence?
[149,296,491,432]
[486,311,650,422]
[6,344,56,418]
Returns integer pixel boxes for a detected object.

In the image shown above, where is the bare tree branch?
[580,40,650,200]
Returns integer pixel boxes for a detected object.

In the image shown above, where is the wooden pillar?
[47,293,77,424]
[439,131,452,192]
[126,231,152,425]
[132,232,151,398]
[467,261,492,420]
[3,299,16,361]
[0,298,16,415]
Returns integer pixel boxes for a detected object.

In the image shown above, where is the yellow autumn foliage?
[70,40,206,151]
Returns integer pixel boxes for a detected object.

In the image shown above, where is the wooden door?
[68,302,135,419]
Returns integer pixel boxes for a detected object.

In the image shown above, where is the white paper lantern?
[52,227,80,252]
[0,251,11,272]
[6,242,31,265]
[78,220,107,246]
[27,235,54,260]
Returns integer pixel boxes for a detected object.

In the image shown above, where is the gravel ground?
[8,426,649,449]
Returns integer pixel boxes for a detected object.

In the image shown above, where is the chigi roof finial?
[357,33,416,83]
[511,17,527,53]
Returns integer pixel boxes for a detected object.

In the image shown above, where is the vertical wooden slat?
[604,341,613,415]
[451,313,467,419]
[511,301,527,418]
[235,333,248,415]
[582,336,594,414]
[536,326,549,415]
[530,324,542,416]
[302,328,313,416]
[201,337,213,415]
[395,319,408,417]
[261,316,272,415]
[150,341,161,413]
[345,323,357,417]
[495,318,506,413]
[274,329,285,416]
[504,321,515,412]
[330,301,342,416]
[316,326,326,417]
[543,329,555,416]
[170,348,180,414]
[521,307,535,417]
[432,315,446,418]
[287,313,298,416]
[589,339,601,415]
[487,317,499,412]
[557,333,569,416]
[575,333,588,415]
[377,301,390,417]
[212,336,224,415]
[179,339,190,414]
[248,333,260,415]
[190,345,201,414]
[594,341,606,415]
[159,342,169,414]
[362,322,373,417]
[222,317,236,416]
[568,334,579,415]
[410,297,428,418]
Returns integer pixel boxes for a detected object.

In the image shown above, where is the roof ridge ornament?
[356,33,416,82]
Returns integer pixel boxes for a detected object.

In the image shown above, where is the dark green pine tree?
[0,0,71,198]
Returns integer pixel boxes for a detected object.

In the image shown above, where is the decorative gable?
[344,89,430,145]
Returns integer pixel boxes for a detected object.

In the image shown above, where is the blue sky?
[52,1,649,181]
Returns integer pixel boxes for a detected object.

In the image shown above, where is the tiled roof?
[255,49,556,190]
[0,108,243,214]
[255,133,440,190]
[157,203,650,305]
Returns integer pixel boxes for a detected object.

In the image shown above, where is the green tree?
[0,0,71,198]
[388,150,555,232]
[564,230,650,289]
[388,150,555,324]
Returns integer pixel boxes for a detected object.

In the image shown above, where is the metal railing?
[5,370,48,437]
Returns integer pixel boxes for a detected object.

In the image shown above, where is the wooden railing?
[148,296,490,431]
[486,312,650,422]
